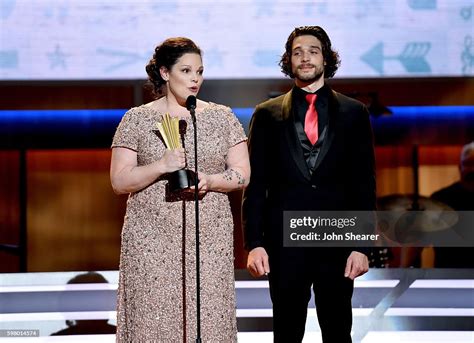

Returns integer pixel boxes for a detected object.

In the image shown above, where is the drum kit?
[369,144,467,267]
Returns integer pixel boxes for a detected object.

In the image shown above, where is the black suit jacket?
[243,85,376,254]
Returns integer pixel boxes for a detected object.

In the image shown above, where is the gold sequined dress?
[112,103,247,342]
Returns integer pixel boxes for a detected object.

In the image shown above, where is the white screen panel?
[0,0,472,80]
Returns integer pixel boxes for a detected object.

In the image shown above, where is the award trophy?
[155,113,196,195]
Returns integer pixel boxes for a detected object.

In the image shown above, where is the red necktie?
[304,93,318,145]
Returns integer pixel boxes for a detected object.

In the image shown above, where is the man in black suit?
[243,26,376,342]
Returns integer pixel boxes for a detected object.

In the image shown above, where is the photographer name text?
[290,232,379,241]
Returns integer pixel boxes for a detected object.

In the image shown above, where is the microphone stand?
[189,104,202,343]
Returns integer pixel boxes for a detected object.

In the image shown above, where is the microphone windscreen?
[186,95,197,111]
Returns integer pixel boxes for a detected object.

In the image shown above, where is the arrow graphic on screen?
[205,48,224,67]
[408,0,437,10]
[252,50,281,67]
[361,42,431,75]
[0,0,16,19]
[0,50,18,69]
[97,48,149,72]
[254,0,276,16]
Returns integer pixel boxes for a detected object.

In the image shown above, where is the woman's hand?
[159,148,186,174]
[112,147,186,195]
[195,141,250,194]
[187,172,210,196]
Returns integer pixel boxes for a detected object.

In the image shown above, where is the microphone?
[186,95,196,110]
[186,95,197,122]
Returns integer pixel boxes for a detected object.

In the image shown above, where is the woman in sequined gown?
[110,37,249,342]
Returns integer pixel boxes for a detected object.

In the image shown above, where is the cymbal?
[376,194,458,239]
[377,194,454,211]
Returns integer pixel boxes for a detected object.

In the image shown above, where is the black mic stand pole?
[189,105,202,343]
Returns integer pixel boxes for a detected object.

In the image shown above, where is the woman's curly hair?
[279,26,340,79]
[145,37,201,96]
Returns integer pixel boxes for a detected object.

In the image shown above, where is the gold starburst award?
[155,113,196,194]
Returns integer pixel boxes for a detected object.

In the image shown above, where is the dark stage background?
[0,77,473,272]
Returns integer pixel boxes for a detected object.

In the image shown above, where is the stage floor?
[0,268,473,342]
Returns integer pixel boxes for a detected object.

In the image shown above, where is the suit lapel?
[282,91,312,181]
[313,89,338,171]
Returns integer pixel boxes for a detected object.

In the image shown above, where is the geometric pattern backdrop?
[1,0,473,80]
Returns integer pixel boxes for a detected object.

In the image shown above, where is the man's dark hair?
[279,26,341,79]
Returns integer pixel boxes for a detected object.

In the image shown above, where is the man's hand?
[247,247,270,277]
[344,251,369,280]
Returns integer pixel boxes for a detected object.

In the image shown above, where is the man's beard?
[293,64,324,83]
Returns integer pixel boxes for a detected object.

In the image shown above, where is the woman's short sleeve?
[224,107,247,151]
[111,108,141,151]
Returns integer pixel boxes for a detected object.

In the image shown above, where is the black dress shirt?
[292,84,330,174]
